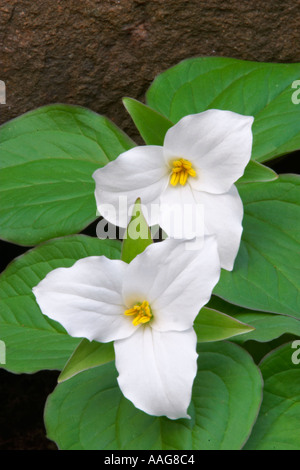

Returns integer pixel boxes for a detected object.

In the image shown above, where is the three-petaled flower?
[33,236,220,419]
[93,109,254,270]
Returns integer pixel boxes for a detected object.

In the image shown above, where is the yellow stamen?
[124,300,153,326]
[170,158,196,186]
[170,172,180,186]
[180,170,188,186]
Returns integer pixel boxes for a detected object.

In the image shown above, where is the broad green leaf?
[0,104,135,246]
[0,235,121,373]
[214,175,300,317]
[244,342,300,450]
[207,295,259,315]
[146,57,300,162]
[191,342,262,450]
[232,313,300,344]
[44,341,262,450]
[207,296,300,344]
[236,160,278,185]
[121,199,153,263]
[194,307,254,342]
[58,339,115,383]
[123,97,173,145]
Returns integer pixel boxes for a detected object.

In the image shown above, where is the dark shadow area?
[0,369,59,450]
[266,150,300,174]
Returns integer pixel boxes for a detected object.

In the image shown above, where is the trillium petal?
[194,185,244,271]
[122,236,220,332]
[163,110,254,194]
[33,256,136,343]
[93,146,169,228]
[158,183,204,239]
[115,327,198,419]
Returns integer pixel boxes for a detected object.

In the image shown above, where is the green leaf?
[244,342,300,450]
[123,97,173,145]
[207,296,300,344]
[0,104,135,246]
[232,313,300,344]
[214,175,300,317]
[236,160,278,185]
[146,57,300,162]
[194,307,254,342]
[44,341,262,450]
[207,295,258,315]
[58,339,115,383]
[0,235,121,373]
[121,199,153,263]
[191,342,263,450]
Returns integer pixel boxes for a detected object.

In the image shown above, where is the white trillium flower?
[33,236,221,420]
[93,109,254,271]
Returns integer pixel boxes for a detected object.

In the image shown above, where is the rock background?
[1,0,300,139]
[0,0,300,450]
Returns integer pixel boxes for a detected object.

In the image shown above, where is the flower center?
[124,300,153,326]
[170,158,196,186]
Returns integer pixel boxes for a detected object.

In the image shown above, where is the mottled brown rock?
[1,0,300,140]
